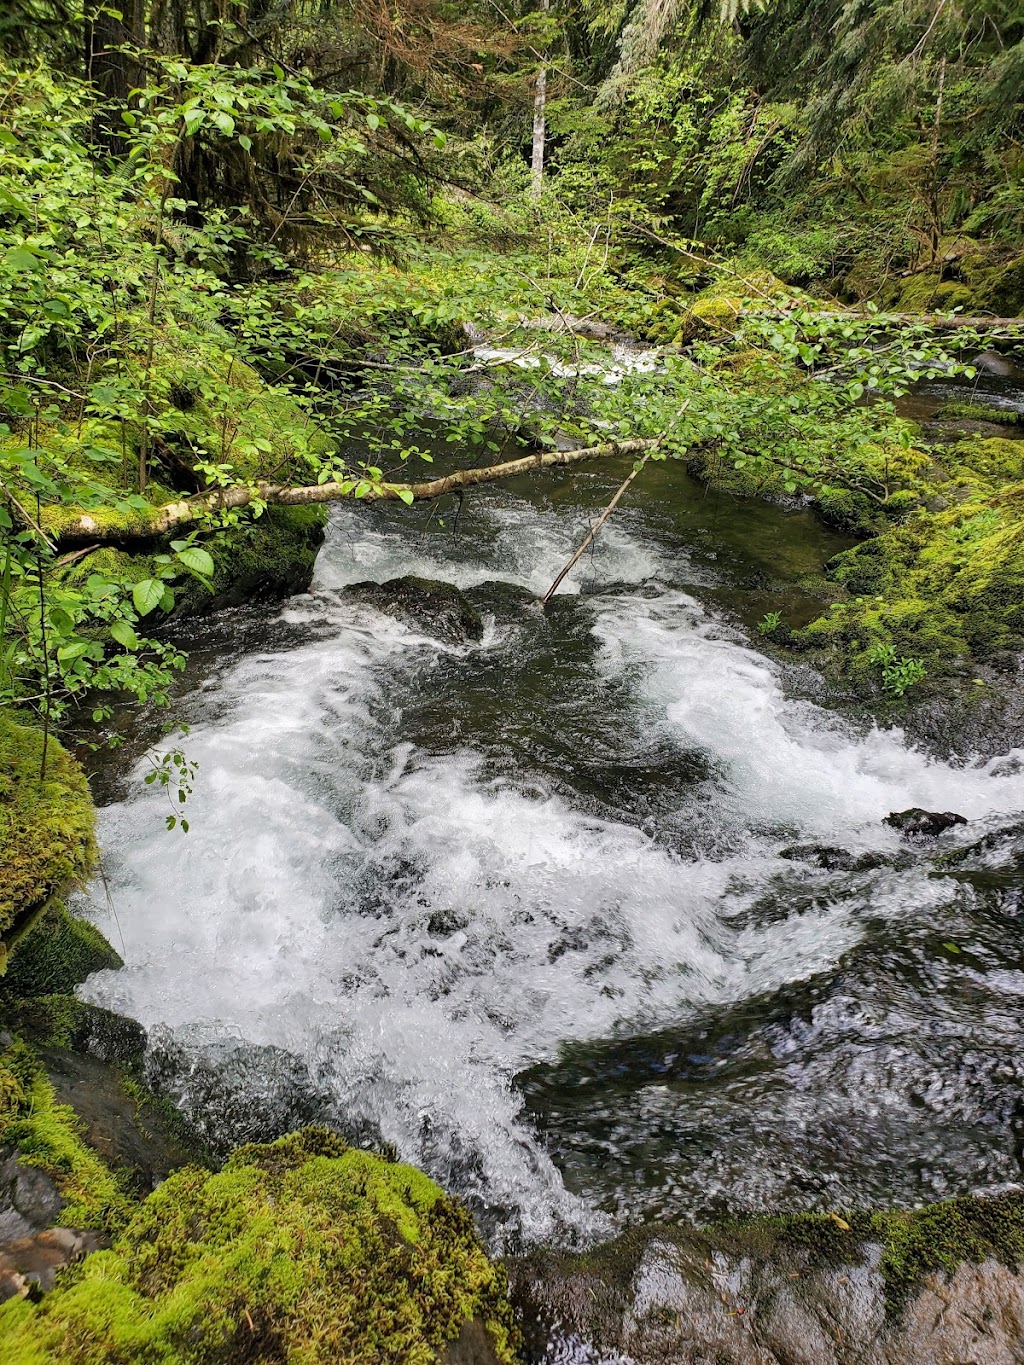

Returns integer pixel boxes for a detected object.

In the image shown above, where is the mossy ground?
[0,716,96,943]
[0,1127,519,1365]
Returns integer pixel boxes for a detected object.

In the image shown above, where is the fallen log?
[51,438,661,547]
[741,308,1024,333]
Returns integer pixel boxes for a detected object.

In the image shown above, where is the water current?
[78,448,1024,1253]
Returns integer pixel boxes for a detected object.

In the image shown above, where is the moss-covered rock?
[0,717,95,947]
[511,1190,1024,1364]
[0,1037,131,1233]
[786,437,1024,692]
[893,274,975,313]
[0,1127,519,1365]
[1,902,121,1001]
[6,996,144,1070]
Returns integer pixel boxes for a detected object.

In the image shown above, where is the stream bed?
[76,452,1024,1268]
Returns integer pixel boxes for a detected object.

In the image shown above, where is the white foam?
[79,494,1024,1244]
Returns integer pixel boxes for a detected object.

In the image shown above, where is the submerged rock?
[510,1192,1024,1364]
[884,808,968,836]
[346,575,485,645]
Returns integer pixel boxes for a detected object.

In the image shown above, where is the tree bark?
[53,438,661,547]
[530,0,549,200]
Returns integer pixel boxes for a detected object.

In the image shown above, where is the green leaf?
[111,620,139,651]
[366,112,381,131]
[176,546,214,578]
[395,487,415,505]
[132,578,166,616]
[5,248,42,273]
[213,111,235,137]
[57,640,91,662]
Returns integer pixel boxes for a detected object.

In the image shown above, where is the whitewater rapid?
[79,491,1024,1245]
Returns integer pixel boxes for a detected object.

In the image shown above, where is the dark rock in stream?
[884,807,968,837]
[345,576,485,646]
[509,1192,1024,1363]
[778,844,902,873]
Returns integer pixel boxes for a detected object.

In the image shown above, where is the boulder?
[346,576,484,646]
[0,1128,518,1364]
[509,1191,1024,1365]
[884,808,968,836]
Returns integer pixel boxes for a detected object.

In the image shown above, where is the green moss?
[193,504,326,613]
[2,901,121,999]
[0,1127,519,1365]
[725,1193,1024,1315]
[894,274,975,313]
[934,400,1023,427]
[874,1192,1024,1313]
[0,716,96,941]
[0,1037,131,1233]
[791,438,1024,688]
[7,995,144,1069]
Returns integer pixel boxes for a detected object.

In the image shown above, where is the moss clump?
[0,716,96,942]
[894,274,975,313]
[2,901,121,1000]
[0,1037,131,1232]
[0,1127,519,1365]
[935,400,1023,427]
[792,437,1024,686]
[875,1191,1024,1313]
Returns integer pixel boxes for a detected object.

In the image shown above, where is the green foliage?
[0,1127,519,1365]
[866,643,928,697]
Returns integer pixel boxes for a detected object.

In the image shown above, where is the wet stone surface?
[510,1224,1024,1364]
[0,1152,102,1303]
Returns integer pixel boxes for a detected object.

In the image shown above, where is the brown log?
[53,438,661,547]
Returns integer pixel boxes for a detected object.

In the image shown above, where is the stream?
[76,423,1024,1264]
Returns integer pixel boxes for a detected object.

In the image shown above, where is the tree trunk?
[52,439,661,548]
[530,0,549,200]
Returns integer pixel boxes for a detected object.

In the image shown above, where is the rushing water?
[78,454,1024,1251]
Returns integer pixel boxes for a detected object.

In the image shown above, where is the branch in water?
[52,438,663,546]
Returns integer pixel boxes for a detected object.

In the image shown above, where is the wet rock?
[778,845,906,873]
[0,1152,102,1303]
[884,808,968,836]
[0,1225,102,1302]
[345,576,484,646]
[779,844,859,871]
[37,1046,207,1195]
[0,1151,62,1241]
[972,349,1024,380]
[510,1197,1024,1365]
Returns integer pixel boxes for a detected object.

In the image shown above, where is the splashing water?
[80,484,1024,1246]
